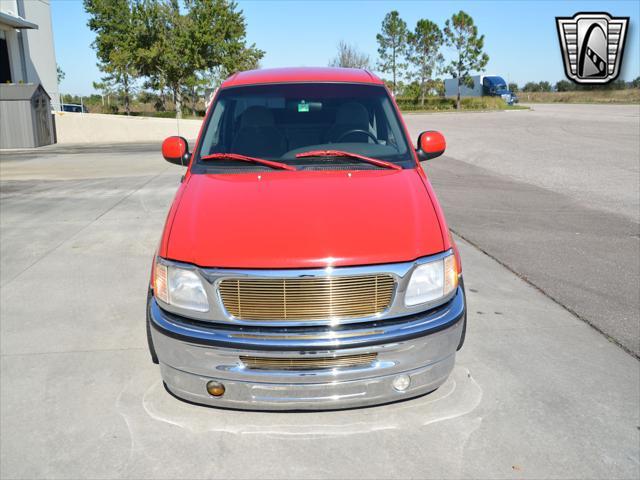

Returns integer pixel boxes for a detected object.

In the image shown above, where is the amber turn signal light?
[206,381,225,397]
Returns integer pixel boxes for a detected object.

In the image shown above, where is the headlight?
[405,254,458,307]
[154,260,209,312]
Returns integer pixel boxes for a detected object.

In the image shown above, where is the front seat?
[326,102,371,143]
[231,106,287,158]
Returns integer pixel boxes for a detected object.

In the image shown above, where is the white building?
[0,0,59,110]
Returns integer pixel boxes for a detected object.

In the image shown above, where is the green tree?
[406,19,443,106]
[135,0,190,118]
[84,0,139,115]
[329,41,370,69]
[401,80,421,100]
[430,78,445,96]
[538,81,552,92]
[610,79,627,90]
[56,65,65,84]
[92,79,116,108]
[135,0,263,118]
[187,0,263,74]
[632,76,640,88]
[574,80,626,91]
[508,82,518,92]
[555,80,572,92]
[522,82,551,92]
[376,11,408,95]
[187,0,263,116]
[443,10,489,109]
[141,75,169,111]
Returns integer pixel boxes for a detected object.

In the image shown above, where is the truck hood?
[166,169,444,269]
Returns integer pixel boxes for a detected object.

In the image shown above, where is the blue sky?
[52,0,640,96]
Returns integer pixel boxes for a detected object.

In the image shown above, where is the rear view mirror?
[162,136,190,166]
[416,131,446,161]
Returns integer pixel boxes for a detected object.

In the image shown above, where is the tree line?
[514,78,640,93]
[330,10,489,109]
[84,0,263,117]
[79,3,638,116]
[83,4,488,114]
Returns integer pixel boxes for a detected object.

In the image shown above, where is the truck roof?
[222,67,384,88]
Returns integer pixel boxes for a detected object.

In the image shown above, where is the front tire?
[457,313,466,351]
[146,288,159,364]
[457,278,467,351]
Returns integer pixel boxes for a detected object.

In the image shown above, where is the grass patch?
[396,96,521,112]
[519,89,640,104]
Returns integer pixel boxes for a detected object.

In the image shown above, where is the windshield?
[196,83,412,171]
[484,76,508,92]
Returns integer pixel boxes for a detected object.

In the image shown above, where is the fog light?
[392,374,411,392]
[206,381,225,397]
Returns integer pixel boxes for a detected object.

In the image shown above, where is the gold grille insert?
[240,353,378,370]
[219,275,395,321]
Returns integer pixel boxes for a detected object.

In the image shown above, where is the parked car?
[61,103,88,113]
[445,75,517,105]
[147,67,467,410]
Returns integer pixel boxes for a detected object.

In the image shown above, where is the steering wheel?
[336,129,379,144]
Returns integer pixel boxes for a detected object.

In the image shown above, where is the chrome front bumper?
[149,286,465,410]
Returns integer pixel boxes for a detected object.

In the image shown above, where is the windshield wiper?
[200,153,296,171]
[295,150,401,170]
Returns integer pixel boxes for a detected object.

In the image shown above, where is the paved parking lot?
[407,104,640,356]
[1,105,638,478]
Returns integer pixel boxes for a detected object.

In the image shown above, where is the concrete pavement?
[405,104,640,220]
[1,105,639,478]
[404,104,640,356]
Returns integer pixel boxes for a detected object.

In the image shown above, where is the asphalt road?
[405,104,640,356]
[1,104,639,479]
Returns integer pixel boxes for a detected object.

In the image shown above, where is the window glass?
[197,83,412,169]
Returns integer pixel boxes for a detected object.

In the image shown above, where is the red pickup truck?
[147,67,466,410]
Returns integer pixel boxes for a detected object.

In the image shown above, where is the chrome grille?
[239,353,378,370]
[218,274,395,321]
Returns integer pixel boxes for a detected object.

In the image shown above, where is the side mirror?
[162,136,190,166]
[416,130,446,161]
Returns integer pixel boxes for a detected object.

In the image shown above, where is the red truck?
[147,67,466,410]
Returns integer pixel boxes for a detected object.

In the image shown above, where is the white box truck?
[444,75,517,105]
